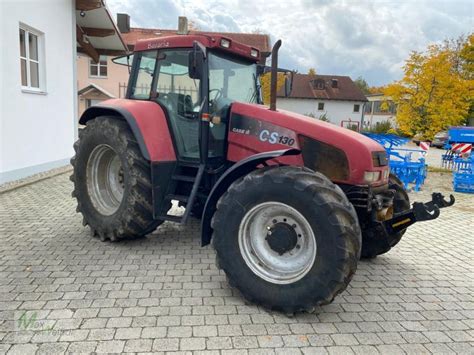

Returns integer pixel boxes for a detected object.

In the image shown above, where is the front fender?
[201,148,301,246]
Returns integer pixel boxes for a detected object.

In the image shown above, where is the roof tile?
[278,73,367,102]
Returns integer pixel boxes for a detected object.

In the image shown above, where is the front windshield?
[208,51,258,114]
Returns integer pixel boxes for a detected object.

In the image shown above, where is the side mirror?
[112,54,134,74]
[284,72,293,97]
[188,41,206,79]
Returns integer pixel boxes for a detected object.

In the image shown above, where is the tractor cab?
[114,35,263,164]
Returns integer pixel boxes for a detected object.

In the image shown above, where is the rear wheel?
[212,166,361,313]
[361,173,410,258]
[70,116,165,241]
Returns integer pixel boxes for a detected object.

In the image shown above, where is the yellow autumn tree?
[260,72,287,105]
[384,36,473,139]
[308,68,317,76]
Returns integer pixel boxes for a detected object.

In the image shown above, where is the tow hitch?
[385,193,455,234]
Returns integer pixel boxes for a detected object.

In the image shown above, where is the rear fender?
[200,148,301,246]
[79,99,176,162]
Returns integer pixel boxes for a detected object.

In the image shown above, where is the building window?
[312,79,325,90]
[90,55,108,77]
[365,102,373,114]
[85,99,103,108]
[318,102,325,111]
[354,104,360,113]
[19,25,44,91]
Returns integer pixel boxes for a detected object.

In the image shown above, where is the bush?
[366,120,392,134]
[305,112,331,122]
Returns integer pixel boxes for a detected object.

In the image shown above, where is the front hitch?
[384,193,455,234]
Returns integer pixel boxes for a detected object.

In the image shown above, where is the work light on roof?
[220,38,231,48]
[250,49,259,58]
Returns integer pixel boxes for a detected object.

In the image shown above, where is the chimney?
[178,16,189,35]
[331,79,338,88]
[117,13,130,33]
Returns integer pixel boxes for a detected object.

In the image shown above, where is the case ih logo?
[230,114,298,148]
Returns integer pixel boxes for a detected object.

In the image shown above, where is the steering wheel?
[209,89,223,113]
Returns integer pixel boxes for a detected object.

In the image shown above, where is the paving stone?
[257,335,284,348]
[114,327,142,339]
[66,341,97,353]
[141,326,167,338]
[7,343,38,355]
[123,338,153,352]
[95,340,125,353]
[37,342,68,354]
[153,338,179,351]
[1,172,472,354]
[87,328,115,341]
[180,337,206,350]
[207,336,233,350]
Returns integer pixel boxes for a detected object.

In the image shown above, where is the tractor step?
[172,174,196,183]
[166,194,189,203]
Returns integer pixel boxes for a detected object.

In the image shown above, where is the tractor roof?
[134,34,261,62]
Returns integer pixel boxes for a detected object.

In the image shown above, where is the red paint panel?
[102,99,176,162]
[228,102,388,186]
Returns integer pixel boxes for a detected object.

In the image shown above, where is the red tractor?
[71,35,454,313]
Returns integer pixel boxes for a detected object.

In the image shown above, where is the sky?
[107,0,473,86]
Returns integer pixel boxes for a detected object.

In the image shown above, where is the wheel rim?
[86,144,125,216]
[238,201,317,285]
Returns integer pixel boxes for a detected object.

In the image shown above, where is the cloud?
[107,0,473,85]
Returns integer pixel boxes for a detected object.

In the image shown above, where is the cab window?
[130,50,157,99]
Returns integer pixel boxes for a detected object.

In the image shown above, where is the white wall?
[277,98,365,127]
[0,0,76,184]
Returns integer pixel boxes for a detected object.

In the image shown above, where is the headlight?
[250,48,259,58]
[382,169,389,180]
[220,38,231,48]
[364,171,381,183]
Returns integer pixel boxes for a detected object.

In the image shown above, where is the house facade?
[0,0,126,184]
[77,15,271,115]
[277,74,368,129]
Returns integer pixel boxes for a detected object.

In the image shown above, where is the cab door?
[153,49,202,161]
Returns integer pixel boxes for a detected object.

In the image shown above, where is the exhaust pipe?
[269,39,282,111]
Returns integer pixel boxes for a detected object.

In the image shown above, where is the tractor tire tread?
[71,116,164,242]
[212,166,361,313]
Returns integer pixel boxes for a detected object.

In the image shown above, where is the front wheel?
[212,166,361,313]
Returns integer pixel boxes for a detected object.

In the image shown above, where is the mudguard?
[201,148,301,246]
[79,99,176,162]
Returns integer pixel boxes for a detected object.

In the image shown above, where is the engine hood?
[228,102,388,186]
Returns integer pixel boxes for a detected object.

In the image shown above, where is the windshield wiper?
[249,73,260,104]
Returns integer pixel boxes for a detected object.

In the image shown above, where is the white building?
[0,0,126,184]
[363,93,397,129]
[277,74,367,130]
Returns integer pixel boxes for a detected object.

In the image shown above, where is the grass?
[427,166,452,174]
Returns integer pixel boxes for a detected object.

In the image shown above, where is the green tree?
[354,76,370,94]
[308,68,316,76]
[384,35,473,139]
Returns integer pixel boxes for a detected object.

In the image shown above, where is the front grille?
[299,136,350,181]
